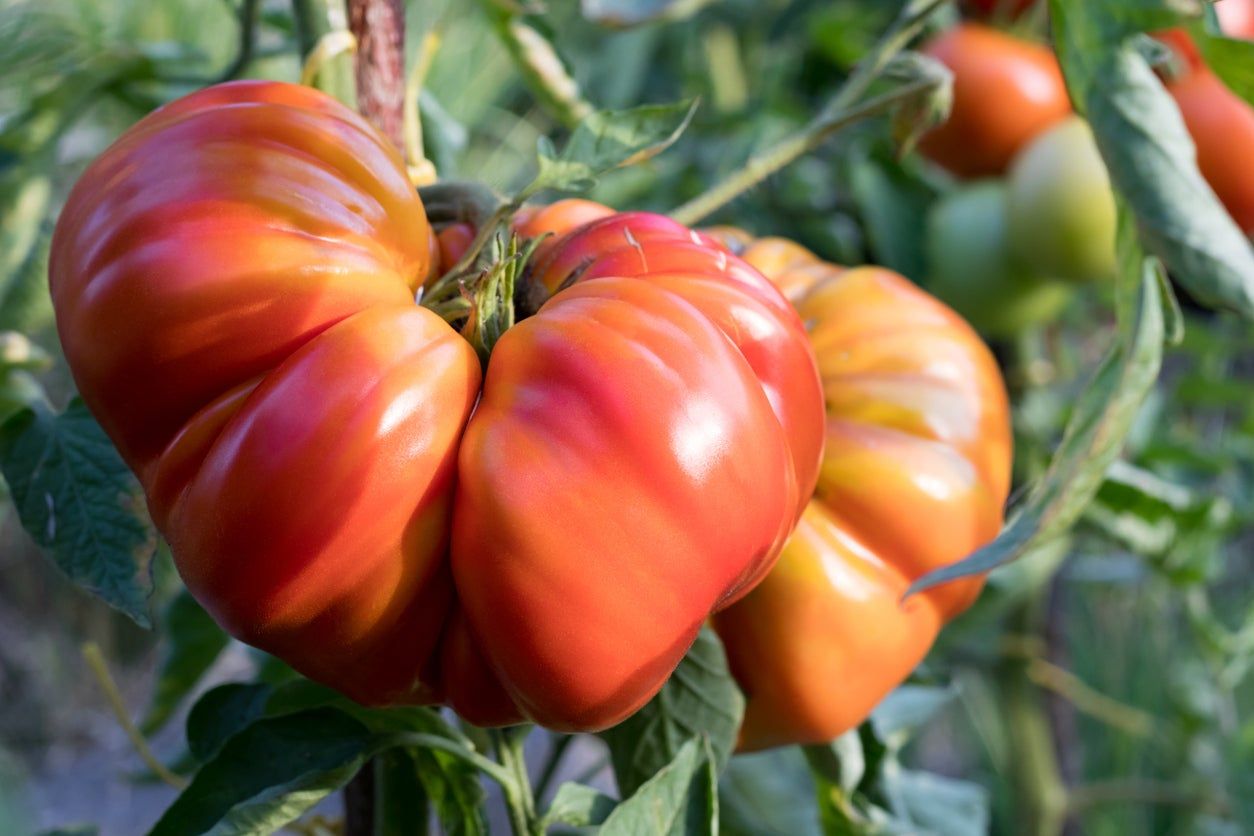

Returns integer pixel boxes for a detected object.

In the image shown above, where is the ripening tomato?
[1006,116,1118,282]
[926,180,1072,336]
[712,243,1013,752]
[1167,65,1254,235]
[50,82,823,732]
[919,24,1072,178]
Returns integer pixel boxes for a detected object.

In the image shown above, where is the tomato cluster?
[50,80,1013,750]
[917,23,1121,336]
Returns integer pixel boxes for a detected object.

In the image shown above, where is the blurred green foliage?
[0,0,1251,834]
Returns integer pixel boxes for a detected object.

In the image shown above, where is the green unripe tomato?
[1006,116,1117,283]
[926,180,1072,338]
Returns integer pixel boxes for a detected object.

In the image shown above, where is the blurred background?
[1,0,1251,833]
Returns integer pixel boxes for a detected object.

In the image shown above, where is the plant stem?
[294,0,356,103]
[1066,779,1231,817]
[217,0,262,82]
[348,0,406,149]
[1001,601,1068,836]
[481,1,593,129]
[342,759,376,836]
[81,643,188,790]
[494,727,541,836]
[669,0,947,226]
[533,733,574,803]
[671,78,941,226]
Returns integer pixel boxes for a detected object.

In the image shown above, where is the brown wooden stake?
[343,2,404,830]
[348,0,406,150]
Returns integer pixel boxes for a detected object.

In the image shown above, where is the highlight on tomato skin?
[917,23,1072,178]
[705,236,1013,752]
[47,82,827,735]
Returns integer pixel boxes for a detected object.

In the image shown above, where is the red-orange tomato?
[709,239,1012,752]
[919,24,1071,177]
[50,83,823,732]
[1168,64,1254,235]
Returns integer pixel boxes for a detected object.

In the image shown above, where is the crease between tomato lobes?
[513,204,1013,751]
[49,81,822,732]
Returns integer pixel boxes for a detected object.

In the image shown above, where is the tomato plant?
[2,1,1253,835]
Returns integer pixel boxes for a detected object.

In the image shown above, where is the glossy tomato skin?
[1006,116,1117,282]
[919,24,1071,178]
[50,81,479,705]
[926,180,1072,336]
[452,277,799,730]
[710,245,1012,752]
[519,207,827,527]
[1168,66,1254,235]
[53,99,823,732]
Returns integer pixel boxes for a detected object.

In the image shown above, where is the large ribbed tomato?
[702,235,1012,752]
[50,82,823,732]
[918,24,1071,178]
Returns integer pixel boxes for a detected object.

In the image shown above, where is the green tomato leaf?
[599,627,744,797]
[542,782,618,828]
[140,590,230,736]
[150,708,378,836]
[409,744,489,836]
[580,0,721,28]
[531,99,698,196]
[882,770,990,836]
[186,683,274,764]
[869,684,958,745]
[1052,0,1254,317]
[719,749,822,836]
[1085,460,1233,581]
[1198,34,1254,104]
[908,210,1166,594]
[601,736,717,836]
[0,399,157,627]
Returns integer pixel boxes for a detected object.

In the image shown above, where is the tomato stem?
[494,727,543,836]
[670,0,949,226]
[482,1,594,129]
